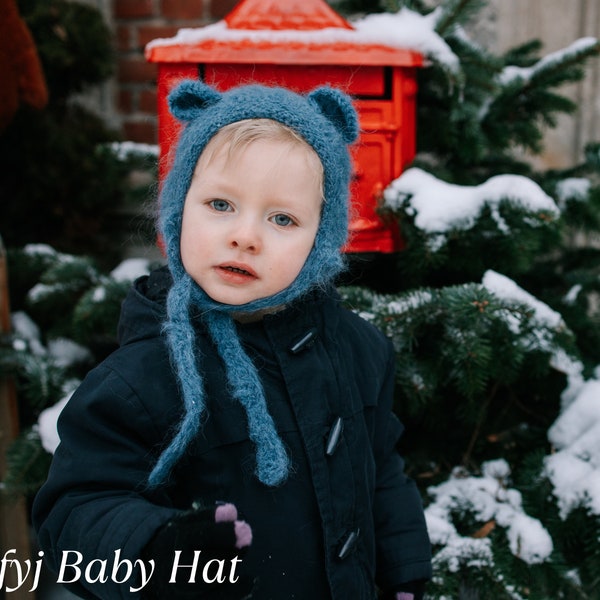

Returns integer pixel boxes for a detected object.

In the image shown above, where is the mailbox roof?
[224,0,353,31]
[146,0,423,67]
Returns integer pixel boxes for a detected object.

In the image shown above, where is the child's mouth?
[223,266,252,275]
[216,263,258,282]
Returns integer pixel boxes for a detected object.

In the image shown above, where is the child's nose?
[229,219,261,253]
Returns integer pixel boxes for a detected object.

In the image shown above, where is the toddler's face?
[180,137,322,306]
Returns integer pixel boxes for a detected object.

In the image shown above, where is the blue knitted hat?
[149,80,359,488]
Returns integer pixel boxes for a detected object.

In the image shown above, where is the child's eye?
[271,214,295,227]
[209,199,232,212]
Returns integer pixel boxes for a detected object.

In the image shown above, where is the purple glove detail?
[215,503,253,549]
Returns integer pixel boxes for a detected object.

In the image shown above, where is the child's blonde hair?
[200,118,325,200]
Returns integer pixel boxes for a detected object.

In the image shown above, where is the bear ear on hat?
[308,87,359,145]
[168,79,222,122]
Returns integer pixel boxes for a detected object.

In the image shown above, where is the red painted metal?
[224,0,353,30]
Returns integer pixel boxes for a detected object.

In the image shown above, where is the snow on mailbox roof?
[145,0,457,70]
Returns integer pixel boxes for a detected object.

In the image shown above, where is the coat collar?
[118,265,342,351]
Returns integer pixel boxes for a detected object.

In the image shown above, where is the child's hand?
[395,593,418,600]
[381,580,427,600]
[142,503,253,599]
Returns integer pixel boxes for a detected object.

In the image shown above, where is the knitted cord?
[207,312,290,486]
[148,275,290,488]
[148,276,207,487]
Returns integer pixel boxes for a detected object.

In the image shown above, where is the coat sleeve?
[373,343,432,590]
[32,361,181,600]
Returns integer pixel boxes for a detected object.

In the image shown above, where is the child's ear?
[308,87,359,145]
[168,79,222,122]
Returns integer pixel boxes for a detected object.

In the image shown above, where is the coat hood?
[117,267,171,347]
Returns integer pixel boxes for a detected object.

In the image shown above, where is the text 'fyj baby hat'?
[149,79,359,489]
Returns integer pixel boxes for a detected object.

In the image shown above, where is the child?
[33,80,432,599]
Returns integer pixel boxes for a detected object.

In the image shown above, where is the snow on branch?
[545,378,600,518]
[499,37,600,87]
[383,167,559,241]
[426,459,554,566]
[482,270,583,392]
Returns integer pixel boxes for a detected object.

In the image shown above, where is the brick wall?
[112,0,238,144]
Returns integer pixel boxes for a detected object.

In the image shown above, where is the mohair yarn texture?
[150,80,359,488]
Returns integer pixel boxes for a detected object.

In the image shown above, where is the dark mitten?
[142,503,253,599]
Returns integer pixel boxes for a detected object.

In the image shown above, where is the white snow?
[545,378,600,517]
[23,243,58,258]
[83,258,152,305]
[431,536,494,572]
[499,37,598,86]
[544,451,600,518]
[11,311,46,356]
[503,513,554,565]
[343,252,599,539]
[382,167,599,561]
[482,270,564,331]
[47,338,92,369]
[383,168,558,249]
[425,460,554,565]
[108,141,159,161]
[25,258,150,455]
[476,37,599,123]
[386,289,434,315]
[564,284,583,305]
[555,177,591,206]
[19,257,151,458]
[27,283,55,304]
[482,270,586,406]
[549,379,600,450]
[146,8,459,72]
[37,392,72,454]
[92,286,107,302]
[110,258,151,282]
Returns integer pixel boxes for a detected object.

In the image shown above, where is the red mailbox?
[146,0,423,253]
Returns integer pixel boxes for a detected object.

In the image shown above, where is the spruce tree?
[336,0,600,597]
[1,244,154,495]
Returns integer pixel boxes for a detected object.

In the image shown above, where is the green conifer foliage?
[336,0,600,596]
[1,245,151,495]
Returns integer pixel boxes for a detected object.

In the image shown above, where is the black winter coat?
[33,268,431,600]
